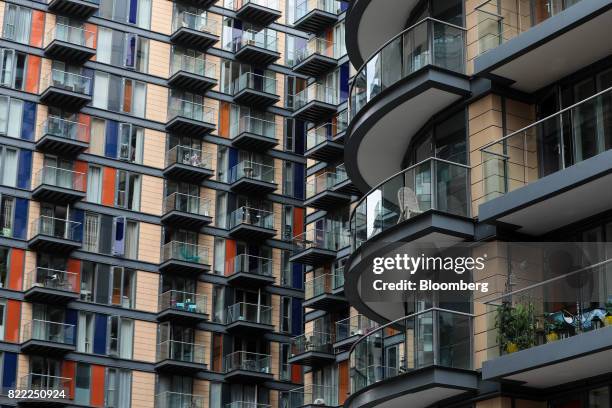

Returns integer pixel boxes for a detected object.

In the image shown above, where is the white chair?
[313,398,326,405]
[397,187,421,223]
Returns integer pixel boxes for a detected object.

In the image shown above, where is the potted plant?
[544,318,560,342]
[496,301,536,354]
[605,299,612,326]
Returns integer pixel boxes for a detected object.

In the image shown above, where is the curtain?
[87,166,102,203]
[118,370,132,407]
[124,222,137,259]
[89,119,106,155]
[119,319,133,358]
[2,148,17,187]
[0,97,8,133]
[132,82,146,118]
[84,214,99,252]
[136,0,152,29]
[96,28,113,64]
[134,128,144,163]
[130,175,141,211]
[7,99,22,138]
[77,312,87,352]
[93,72,109,109]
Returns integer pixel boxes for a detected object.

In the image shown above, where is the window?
[216,147,229,183]
[86,166,102,203]
[212,285,224,323]
[282,206,293,241]
[108,316,134,358]
[0,96,24,138]
[77,311,95,353]
[0,48,26,89]
[75,363,91,404]
[111,267,135,308]
[0,196,14,237]
[284,118,295,152]
[2,5,31,44]
[0,146,18,187]
[93,73,146,117]
[89,118,106,155]
[83,213,100,252]
[97,28,149,73]
[281,250,292,287]
[280,343,290,381]
[215,191,228,228]
[333,22,346,58]
[106,368,132,408]
[124,220,138,259]
[283,161,294,196]
[209,382,222,408]
[116,170,141,211]
[0,298,6,339]
[99,0,152,29]
[213,237,225,275]
[118,124,144,163]
[280,296,291,333]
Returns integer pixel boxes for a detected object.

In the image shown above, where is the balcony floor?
[47,0,98,18]
[228,224,276,241]
[230,178,277,195]
[168,70,217,94]
[305,139,344,162]
[224,369,274,383]
[31,185,86,205]
[170,28,219,51]
[163,163,214,182]
[293,9,338,33]
[235,45,280,67]
[40,87,91,112]
[21,339,75,356]
[231,132,278,151]
[157,308,209,325]
[226,272,275,287]
[27,235,81,254]
[290,247,338,266]
[35,134,89,157]
[292,54,337,77]
[293,100,337,122]
[235,3,281,25]
[24,287,79,304]
[288,350,335,366]
[225,320,274,335]
[233,88,280,107]
[159,259,211,276]
[166,116,216,136]
[154,359,207,375]
[161,210,212,230]
[44,40,95,64]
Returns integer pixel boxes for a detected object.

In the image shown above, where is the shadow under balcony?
[161,193,212,230]
[304,172,351,211]
[21,320,76,356]
[47,0,98,19]
[225,302,274,334]
[290,229,348,266]
[230,116,279,151]
[36,116,89,157]
[24,267,79,304]
[234,30,281,66]
[159,241,211,275]
[16,373,72,407]
[292,38,337,77]
[224,351,274,383]
[43,24,96,63]
[163,145,214,182]
[293,0,340,33]
[27,217,82,254]
[40,70,92,111]
[166,98,216,136]
[157,290,208,324]
[292,83,339,123]
[168,54,217,94]
[235,0,281,25]
[301,273,346,311]
[233,72,280,107]
[228,207,277,241]
[229,161,277,194]
[171,11,219,51]
[289,332,335,366]
[304,117,347,162]
[226,254,276,287]
[155,340,207,374]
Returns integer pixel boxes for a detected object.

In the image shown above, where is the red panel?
[293,207,305,237]
[7,249,24,290]
[74,161,88,192]
[90,365,105,406]
[4,300,21,343]
[61,361,76,399]
[101,167,116,206]
[224,239,236,276]
[83,23,97,51]
[291,364,303,383]
[66,259,81,292]
[29,11,45,48]
[219,102,230,138]
[338,360,349,404]
[77,114,91,143]
[25,56,41,94]
[325,28,333,57]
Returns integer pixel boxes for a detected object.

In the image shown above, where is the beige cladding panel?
[140,175,163,215]
[143,128,167,169]
[135,270,159,313]
[133,320,157,363]
[145,84,169,123]
[131,371,155,408]
[150,0,173,35]
[148,40,171,78]
[138,223,162,264]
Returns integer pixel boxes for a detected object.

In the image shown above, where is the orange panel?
[66,259,81,292]
[77,114,91,143]
[101,167,116,206]
[61,361,76,399]
[212,333,223,372]
[293,207,305,237]
[219,102,230,138]
[90,365,105,406]
[83,23,97,51]
[25,56,41,94]
[338,360,349,404]
[4,300,21,343]
[29,11,45,48]
[224,239,236,276]
[325,29,333,57]
[7,249,25,291]
[123,80,133,113]
[74,161,88,192]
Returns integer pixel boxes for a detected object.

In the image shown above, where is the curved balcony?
[229,161,277,194]
[166,98,217,135]
[40,69,92,111]
[44,23,95,63]
[24,267,79,304]
[169,54,217,94]
[230,115,278,151]
[233,0,281,26]
[233,72,279,107]
[21,320,76,355]
[224,351,273,383]
[228,206,276,241]
[163,145,214,182]
[293,0,342,33]
[36,116,89,157]
[157,290,208,324]
[171,11,219,51]
[292,37,337,77]
[233,28,280,66]
[346,308,477,408]
[346,18,469,192]
[155,340,207,374]
[345,158,474,322]
[226,254,275,286]
[159,241,210,275]
[161,192,212,229]
[225,302,273,334]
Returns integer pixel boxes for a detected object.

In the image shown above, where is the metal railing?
[226,254,273,277]
[229,161,275,183]
[226,403,271,408]
[305,172,339,198]
[43,116,89,143]
[293,228,349,255]
[350,157,470,249]
[295,0,341,21]
[22,319,76,345]
[161,241,209,265]
[336,314,377,342]
[288,384,338,407]
[350,18,465,119]
[172,11,219,35]
[304,273,345,299]
[294,37,335,65]
[233,0,280,11]
[233,71,277,95]
[158,290,207,315]
[165,145,212,170]
[334,163,348,185]
[155,392,206,408]
[230,115,276,140]
[294,83,338,110]
[291,331,333,356]
[350,308,473,392]
[34,166,86,191]
[42,69,91,94]
[333,266,344,289]
[306,112,347,150]
[25,267,78,292]
[225,302,272,325]
[163,192,211,217]
[18,374,71,398]
[45,23,95,48]
[479,85,612,202]
[30,216,81,241]
[224,351,271,374]
[235,28,278,52]
[229,206,275,230]
[157,340,206,364]
[167,98,217,124]
[171,53,216,79]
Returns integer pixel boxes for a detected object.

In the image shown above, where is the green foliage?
[495,301,536,353]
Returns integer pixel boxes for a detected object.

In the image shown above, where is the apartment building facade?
[0,0,352,406]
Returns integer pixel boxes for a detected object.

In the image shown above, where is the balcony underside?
[166,116,216,136]
[44,41,95,64]
[305,139,344,162]
[40,87,91,112]
[478,149,612,236]
[235,46,280,66]
[288,351,335,366]
[177,0,215,8]
[482,326,612,388]
[228,224,276,241]
[345,68,470,193]
[225,321,274,335]
[224,369,273,383]
[154,359,207,375]
[47,0,98,18]
[157,308,208,324]
[304,190,351,211]
[474,2,612,93]
[32,185,85,205]
[331,177,360,196]
[161,211,212,230]
[292,54,337,77]
[231,132,278,151]
[345,366,478,408]
[170,28,219,51]
[226,272,275,287]
[290,247,337,266]
[35,134,88,157]
[163,163,214,182]
[21,340,75,356]
[235,3,281,25]
[159,259,211,276]
[24,287,79,304]
[230,178,277,195]
[293,10,338,33]
[293,101,337,123]
[333,335,360,352]
[27,235,81,254]
[302,292,346,312]
[233,89,280,107]
[168,71,217,94]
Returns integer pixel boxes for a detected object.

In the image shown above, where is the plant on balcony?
[543,317,563,342]
[605,298,612,326]
[495,301,536,353]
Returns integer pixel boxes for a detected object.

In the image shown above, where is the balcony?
[226,403,271,408]
[36,116,89,157]
[288,385,338,408]
[166,98,216,136]
[234,29,281,66]
[155,392,206,408]
[234,0,281,25]
[226,254,275,286]
[233,72,280,107]
[225,302,273,334]
[224,351,273,383]
[44,24,95,63]
[473,0,612,92]
[346,308,476,408]
[24,267,79,304]
[161,193,212,230]
[291,228,348,266]
[479,257,612,388]
[158,290,208,324]
[171,11,219,51]
[335,314,377,351]
[304,172,350,210]
[16,373,72,407]
[168,54,217,94]
[479,85,612,235]
[159,241,211,275]
[21,320,76,355]
[163,145,214,182]
[292,37,337,77]
[293,0,341,33]
[230,115,278,151]
[32,166,86,204]
[228,206,276,241]
[331,163,359,195]
[289,331,334,366]
[302,272,346,311]
[155,340,207,374]
[347,18,468,192]
[40,69,92,111]
[293,83,338,122]
[28,216,81,254]
[304,115,347,161]
[47,0,98,18]
[229,161,277,194]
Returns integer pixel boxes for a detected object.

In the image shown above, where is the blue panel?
[291,298,303,335]
[2,352,17,389]
[128,0,137,23]
[339,1,348,12]
[293,163,304,200]
[93,314,108,354]
[295,120,305,154]
[292,263,303,290]
[65,309,77,345]
[70,209,84,242]
[16,150,32,190]
[105,121,119,158]
[82,68,95,94]
[112,216,126,256]
[20,102,36,141]
[13,198,28,240]
[340,63,349,101]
